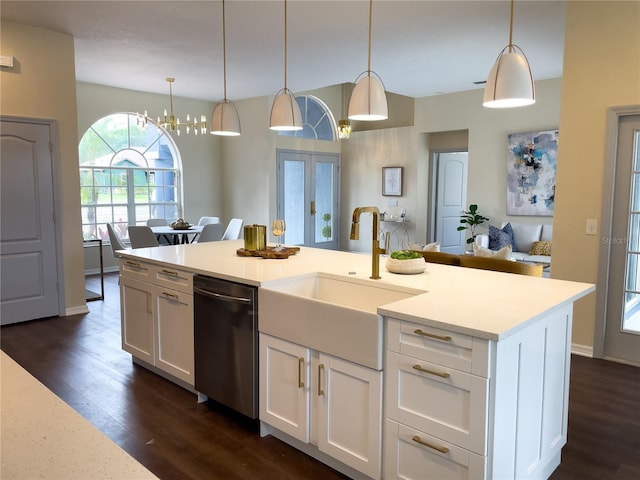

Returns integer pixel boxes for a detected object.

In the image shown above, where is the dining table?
[150,225,204,245]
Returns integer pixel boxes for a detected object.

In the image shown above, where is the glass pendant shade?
[348,71,388,121]
[483,46,535,108]
[211,99,241,136]
[269,88,302,131]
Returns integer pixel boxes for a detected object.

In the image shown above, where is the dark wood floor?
[2,272,639,479]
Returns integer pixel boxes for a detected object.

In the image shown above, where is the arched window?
[278,95,337,141]
[79,113,182,242]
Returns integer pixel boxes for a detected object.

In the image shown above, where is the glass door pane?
[623,130,640,333]
[314,160,336,245]
[282,159,305,246]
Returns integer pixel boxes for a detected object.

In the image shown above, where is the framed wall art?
[506,129,558,216]
[382,167,403,196]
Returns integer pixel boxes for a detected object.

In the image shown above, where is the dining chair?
[197,216,221,226]
[196,223,225,243]
[221,218,244,240]
[106,223,128,255]
[146,218,168,226]
[128,226,160,249]
[146,218,172,244]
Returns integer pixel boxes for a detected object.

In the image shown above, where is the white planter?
[385,257,426,275]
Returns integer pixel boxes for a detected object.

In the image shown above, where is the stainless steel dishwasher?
[193,275,258,419]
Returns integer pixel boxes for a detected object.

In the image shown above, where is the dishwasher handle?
[194,286,253,305]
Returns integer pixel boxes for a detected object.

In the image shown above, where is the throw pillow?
[529,240,552,256]
[408,241,440,252]
[473,243,513,260]
[489,223,517,251]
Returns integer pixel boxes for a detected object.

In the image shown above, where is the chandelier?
[137,78,208,135]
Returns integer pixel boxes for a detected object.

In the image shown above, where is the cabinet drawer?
[120,258,152,279]
[387,318,490,377]
[151,265,193,294]
[386,351,488,455]
[384,419,486,480]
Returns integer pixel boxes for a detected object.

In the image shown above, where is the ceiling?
[1,0,567,102]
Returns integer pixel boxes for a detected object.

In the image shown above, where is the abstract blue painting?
[507,129,558,216]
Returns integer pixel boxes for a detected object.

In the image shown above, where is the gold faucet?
[350,206,390,279]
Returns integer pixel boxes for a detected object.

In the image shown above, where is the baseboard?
[571,343,593,357]
[65,305,89,316]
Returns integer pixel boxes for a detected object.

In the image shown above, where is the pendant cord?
[367,0,373,72]
[283,0,288,90]
[222,0,228,100]
[508,0,514,52]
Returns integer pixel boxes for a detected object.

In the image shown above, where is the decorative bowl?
[170,218,191,230]
[385,257,426,274]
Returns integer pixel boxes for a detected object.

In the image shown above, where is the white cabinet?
[260,333,382,479]
[384,306,573,480]
[120,260,194,386]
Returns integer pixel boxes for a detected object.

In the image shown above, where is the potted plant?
[457,204,489,245]
[385,250,426,274]
[321,213,332,240]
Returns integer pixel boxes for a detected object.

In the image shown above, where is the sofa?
[476,221,552,275]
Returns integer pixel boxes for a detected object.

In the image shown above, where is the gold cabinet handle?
[412,364,451,379]
[414,329,452,342]
[161,291,179,300]
[317,364,325,396]
[298,357,305,388]
[161,269,178,276]
[412,435,450,454]
[125,261,141,268]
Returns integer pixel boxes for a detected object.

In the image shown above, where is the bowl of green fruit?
[386,250,426,274]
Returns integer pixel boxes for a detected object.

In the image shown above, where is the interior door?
[276,149,340,249]
[1,119,60,324]
[432,152,468,254]
[603,113,640,365]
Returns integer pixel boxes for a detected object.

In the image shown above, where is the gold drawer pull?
[414,329,452,342]
[162,292,179,300]
[161,269,178,276]
[412,435,450,454]
[125,261,141,268]
[318,364,325,396]
[298,357,305,388]
[413,364,450,378]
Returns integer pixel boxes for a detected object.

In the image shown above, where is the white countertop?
[118,240,594,341]
[1,352,158,480]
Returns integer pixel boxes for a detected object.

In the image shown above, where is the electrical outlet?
[388,199,398,207]
[586,219,598,235]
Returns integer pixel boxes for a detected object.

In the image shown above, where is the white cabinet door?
[120,276,154,364]
[317,353,382,480]
[154,287,194,385]
[259,334,310,442]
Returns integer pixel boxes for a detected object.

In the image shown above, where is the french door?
[276,149,340,250]
[597,107,640,366]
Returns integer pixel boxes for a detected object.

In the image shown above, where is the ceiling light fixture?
[348,0,388,121]
[338,120,352,140]
[211,0,241,136]
[137,78,208,135]
[269,0,302,131]
[483,0,535,108]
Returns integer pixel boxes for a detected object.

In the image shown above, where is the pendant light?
[348,0,388,121]
[269,0,302,131]
[211,0,241,136]
[483,0,535,108]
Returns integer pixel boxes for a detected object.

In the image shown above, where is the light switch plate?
[388,199,398,207]
[586,219,598,235]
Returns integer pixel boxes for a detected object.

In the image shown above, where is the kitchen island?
[117,240,594,480]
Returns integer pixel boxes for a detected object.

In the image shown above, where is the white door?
[1,119,60,324]
[276,149,340,249]
[433,152,468,254]
[602,112,640,365]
